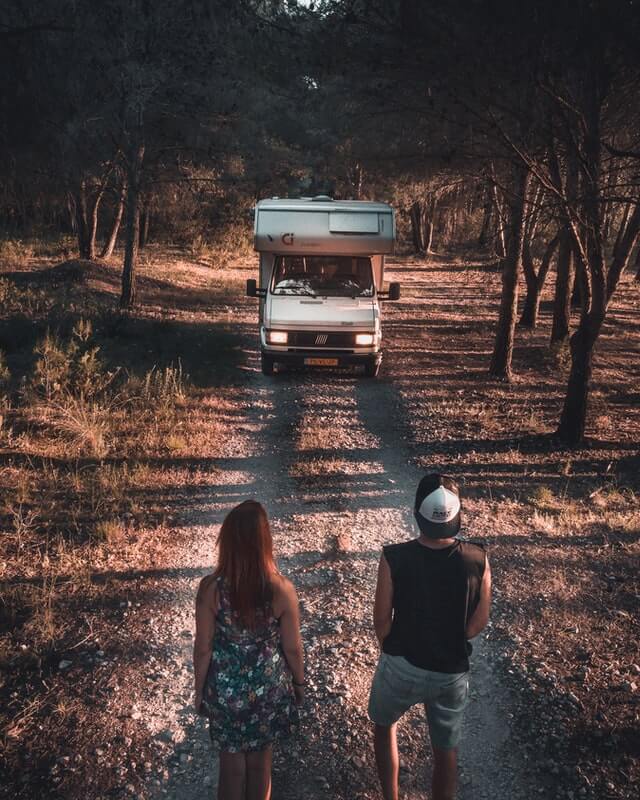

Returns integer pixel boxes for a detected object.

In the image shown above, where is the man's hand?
[195,691,206,716]
[293,684,305,706]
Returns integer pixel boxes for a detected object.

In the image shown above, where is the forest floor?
[1,245,638,799]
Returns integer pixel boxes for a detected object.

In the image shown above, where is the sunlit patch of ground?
[295,409,380,451]
[382,254,639,799]
[2,248,637,799]
[289,457,385,477]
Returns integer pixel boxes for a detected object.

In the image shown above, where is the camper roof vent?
[311,195,333,201]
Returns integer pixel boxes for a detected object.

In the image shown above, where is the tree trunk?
[350,162,364,199]
[120,142,145,309]
[87,187,106,261]
[478,188,492,248]
[448,208,458,243]
[490,167,507,259]
[489,167,531,379]
[74,181,91,259]
[519,234,560,328]
[424,195,437,253]
[66,192,77,234]
[101,182,126,259]
[570,266,583,307]
[424,217,434,254]
[557,54,606,446]
[139,203,150,249]
[550,227,574,344]
[606,202,640,299]
[409,201,425,253]
[519,239,537,326]
[556,317,603,444]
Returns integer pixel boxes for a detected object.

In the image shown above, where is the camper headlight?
[354,333,375,346]
[266,330,288,345]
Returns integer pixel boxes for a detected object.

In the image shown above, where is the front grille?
[287,331,356,348]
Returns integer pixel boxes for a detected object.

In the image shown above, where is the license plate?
[304,357,339,366]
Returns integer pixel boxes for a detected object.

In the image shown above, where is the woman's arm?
[466,555,492,639]
[277,578,305,703]
[193,575,217,713]
[373,553,393,646]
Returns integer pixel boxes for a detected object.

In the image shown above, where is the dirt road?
[142,289,540,799]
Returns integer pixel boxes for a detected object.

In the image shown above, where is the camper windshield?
[272,255,374,297]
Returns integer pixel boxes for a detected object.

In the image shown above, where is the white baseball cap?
[414,474,461,539]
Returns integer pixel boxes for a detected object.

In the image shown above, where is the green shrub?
[31,321,116,400]
[0,276,54,316]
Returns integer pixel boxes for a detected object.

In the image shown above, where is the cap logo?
[417,486,461,524]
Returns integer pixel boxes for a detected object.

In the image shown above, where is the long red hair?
[214,500,277,628]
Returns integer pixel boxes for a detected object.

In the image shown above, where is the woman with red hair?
[194,500,304,799]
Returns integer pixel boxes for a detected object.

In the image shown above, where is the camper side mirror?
[388,282,401,301]
[247,279,266,298]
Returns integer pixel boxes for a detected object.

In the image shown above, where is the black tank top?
[382,538,486,673]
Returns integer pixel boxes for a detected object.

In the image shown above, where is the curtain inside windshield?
[272,255,374,297]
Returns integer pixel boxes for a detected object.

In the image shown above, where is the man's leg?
[245,747,272,800]
[217,751,246,800]
[431,746,457,800]
[374,723,399,800]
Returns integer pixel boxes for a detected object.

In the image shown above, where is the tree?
[537,4,640,444]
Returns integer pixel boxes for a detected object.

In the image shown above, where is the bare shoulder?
[271,574,298,613]
[196,574,218,606]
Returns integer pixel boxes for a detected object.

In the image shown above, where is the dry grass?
[0,248,237,799]
[188,221,254,268]
[0,238,34,266]
[2,246,637,799]
[383,255,640,799]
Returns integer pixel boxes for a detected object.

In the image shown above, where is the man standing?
[368,474,491,800]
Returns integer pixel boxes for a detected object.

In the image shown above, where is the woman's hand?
[293,684,305,706]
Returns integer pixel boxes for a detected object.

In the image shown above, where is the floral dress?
[203,577,299,753]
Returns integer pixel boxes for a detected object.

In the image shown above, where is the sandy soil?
[141,266,547,800]
[4,250,636,799]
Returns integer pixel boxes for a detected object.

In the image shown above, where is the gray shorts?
[368,652,469,750]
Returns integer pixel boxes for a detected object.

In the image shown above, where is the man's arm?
[373,553,393,646]
[466,555,491,639]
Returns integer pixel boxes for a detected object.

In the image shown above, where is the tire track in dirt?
[353,378,539,800]
[145,361,308,800]
[147,334,540,799]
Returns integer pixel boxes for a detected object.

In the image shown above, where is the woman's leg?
[217,751,246,800]
[245,747,272,800]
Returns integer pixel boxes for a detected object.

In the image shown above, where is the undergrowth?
[0,269,199,665]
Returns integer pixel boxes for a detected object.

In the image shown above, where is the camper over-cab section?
[254,197,395,254]
[247,196,399,377]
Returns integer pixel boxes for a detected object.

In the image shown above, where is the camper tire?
[364,358,380,378]
[261,353,275,376]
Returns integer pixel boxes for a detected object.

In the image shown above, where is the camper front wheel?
[364,358,380,378]
[261,353,275,376]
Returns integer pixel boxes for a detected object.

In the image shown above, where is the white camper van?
[246,196,399,376]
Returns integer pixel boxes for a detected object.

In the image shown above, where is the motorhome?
[246,196,399,376]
